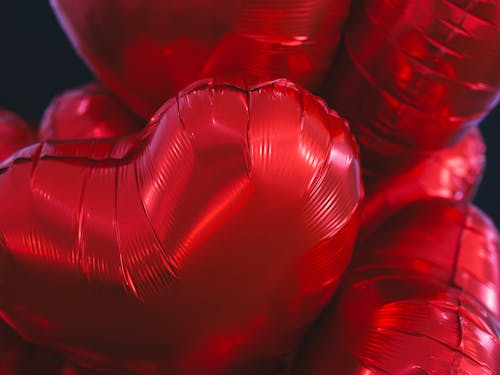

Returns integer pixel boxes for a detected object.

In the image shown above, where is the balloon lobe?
[0,79,361,375]
[51,0,353,118]
[326,0,500,173]
[293,200,500,374]
[39,83,144,141]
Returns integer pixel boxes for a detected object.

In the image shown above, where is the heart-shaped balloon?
[361,127,485,238]
[40,83,144,141]
[292,200,500,374]
[0,109,35,162]
[50,0,352,118]
[0,79,361,375]
[326,0,500,174]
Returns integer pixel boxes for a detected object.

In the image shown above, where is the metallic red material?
[61,363,104,375]
[326,0,500,174]
[50,0,352,118]
[361,127,485,238]
[39,83,144,141]
[0,79,362,375]
[292,200,500,374]
[0,320,65,374]
[0,109,35,162]
[0,321,25,374]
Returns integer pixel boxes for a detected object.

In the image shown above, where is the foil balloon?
[292,200,500,374]
[0,320,25,374]
[0,79,362,375]
[361,127,485,237]
[50,0,352,118]
[61,363,104,375]
[0,320,64,374]
[39,83,144,141]
[326,0,500,174]
[18,345,67,375]
[0,109,35,162]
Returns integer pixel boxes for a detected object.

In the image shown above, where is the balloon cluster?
[0,0,498,374]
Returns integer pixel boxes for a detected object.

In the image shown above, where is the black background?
[0,3,499,224]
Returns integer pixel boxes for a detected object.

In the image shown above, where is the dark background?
[0,3,499,224]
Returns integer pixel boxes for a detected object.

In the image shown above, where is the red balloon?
[0,109,35,162]
[60,360,108,375]
[361,127,485,238]
[19,345,67,375]
[292,200,500,374]
[0,319,65,374]
[50,0,352,118]
[39,83,144,141]
[326,0,500,174]
[0,79,361,374]
[0,320,26,374]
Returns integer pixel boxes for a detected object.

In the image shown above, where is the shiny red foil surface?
[39,83,144,141]
[326,0,500,174]
[50,0,352,118]
[0,109,35,162]
[0,320,26,374]
[0,80,361,375]
[362,127,485,238]
[0,320,66,375]
[292,200,500,374]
